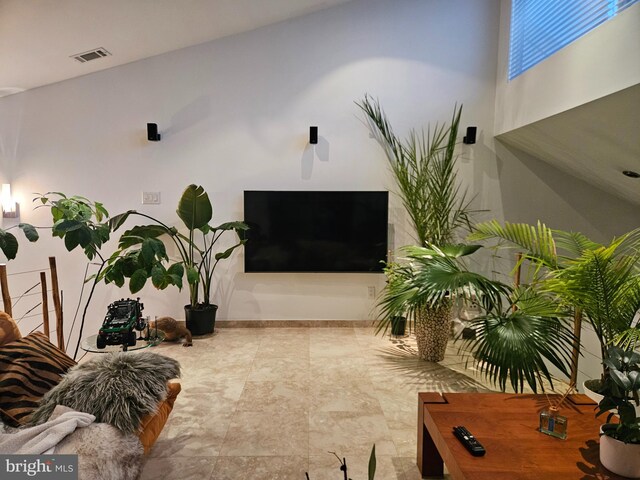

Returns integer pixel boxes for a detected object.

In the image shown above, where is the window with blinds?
[509,0,639,80]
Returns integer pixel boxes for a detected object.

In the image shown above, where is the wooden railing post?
[40,272,50,339]
[48,257,64,351]
[0,264,12,317]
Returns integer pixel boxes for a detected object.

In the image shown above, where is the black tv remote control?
[453,426,486,456]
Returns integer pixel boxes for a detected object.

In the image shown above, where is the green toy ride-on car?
[96,298,147,350]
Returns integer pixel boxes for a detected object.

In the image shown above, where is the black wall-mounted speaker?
[463,126,477,145]
[309,126,318,144]
[147,123,161,141]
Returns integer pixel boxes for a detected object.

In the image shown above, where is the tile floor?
[139,327,494,479]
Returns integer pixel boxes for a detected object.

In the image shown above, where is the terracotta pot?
[600,428,640,478]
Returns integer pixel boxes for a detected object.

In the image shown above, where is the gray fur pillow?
[29,351,180,434]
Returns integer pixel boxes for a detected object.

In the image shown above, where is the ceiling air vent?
[71,48,111,63]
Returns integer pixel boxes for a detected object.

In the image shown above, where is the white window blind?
[509,0,639,80]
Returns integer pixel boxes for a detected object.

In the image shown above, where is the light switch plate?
[142,191,161,205]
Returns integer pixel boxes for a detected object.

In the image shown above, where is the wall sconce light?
[2,184,19,218]
[309,126,318,145]
[147,123,161,142]
[463,126,477,145]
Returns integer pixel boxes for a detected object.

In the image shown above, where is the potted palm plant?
[596,346,640,478]
[356,95,474,361]
[379,244,576,393]
[470,221,640,390]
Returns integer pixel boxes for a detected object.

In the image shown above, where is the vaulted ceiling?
[0,0,352,96]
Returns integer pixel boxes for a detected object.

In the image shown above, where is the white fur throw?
[29,351,180,434]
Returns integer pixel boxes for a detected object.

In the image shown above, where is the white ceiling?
[0,0,352,96]
[497,84,640,206]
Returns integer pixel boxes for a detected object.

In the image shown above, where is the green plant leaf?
[151,263,166,288]
[141,238,156,265]
[108,210,135,231]
[214,243,242,261]
[177,184,212,230]
[94,202,109,222]
[54,219,84,233]
[129,269,148,293]
[0,231,19,260]
[64,229,81,251]
[368,444,376,480]
[187,266,199,285]
[167,262,184,278]
[118,225,167,249]
[17,223,39,242]
[610,370,632,390]
[214,221,250,232]
[439,243,482,258]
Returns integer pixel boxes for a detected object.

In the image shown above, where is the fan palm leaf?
[467,306,575,393]
[471,221,640,374]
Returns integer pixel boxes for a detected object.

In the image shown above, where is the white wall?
[495,1,640,135]
[0,0,502,343]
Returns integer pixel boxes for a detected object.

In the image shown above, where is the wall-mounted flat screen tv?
[243,191,388,273]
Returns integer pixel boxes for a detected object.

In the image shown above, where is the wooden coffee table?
[417,392,626,479]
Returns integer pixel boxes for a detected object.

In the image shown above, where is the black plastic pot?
[390,316,407,336]
[185,304,218,336]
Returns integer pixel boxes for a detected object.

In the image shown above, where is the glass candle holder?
[539,406,568,439]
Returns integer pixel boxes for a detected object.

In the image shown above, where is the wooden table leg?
[418,392,446,478]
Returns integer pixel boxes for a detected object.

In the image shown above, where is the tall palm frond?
[356,95,472,246]
[471,221,640,373]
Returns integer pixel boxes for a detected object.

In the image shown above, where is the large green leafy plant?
[36,185,247,357]
[103,185,248,307]
[356,95,476,362]
[380,244,576,392]
[470,221,640,379]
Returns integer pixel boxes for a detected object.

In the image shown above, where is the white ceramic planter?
[583,380,604,405]
[600,430,640,478]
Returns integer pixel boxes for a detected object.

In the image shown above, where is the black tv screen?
[244,191,388,273]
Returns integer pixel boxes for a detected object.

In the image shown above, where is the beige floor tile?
[220,411,309,456]
[310,379,383,413]
[140,456,217,480]
[236,380,309,413]
[255,338,310,359]
[149,412,234,457]
[309,411,396,456]
[211,456,308,480]
[247,356,309,383]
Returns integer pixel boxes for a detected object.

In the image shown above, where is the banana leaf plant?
[378,243,576,392]
[101,184,248,308]
[35,186,247,358]
[469,221,640,380]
